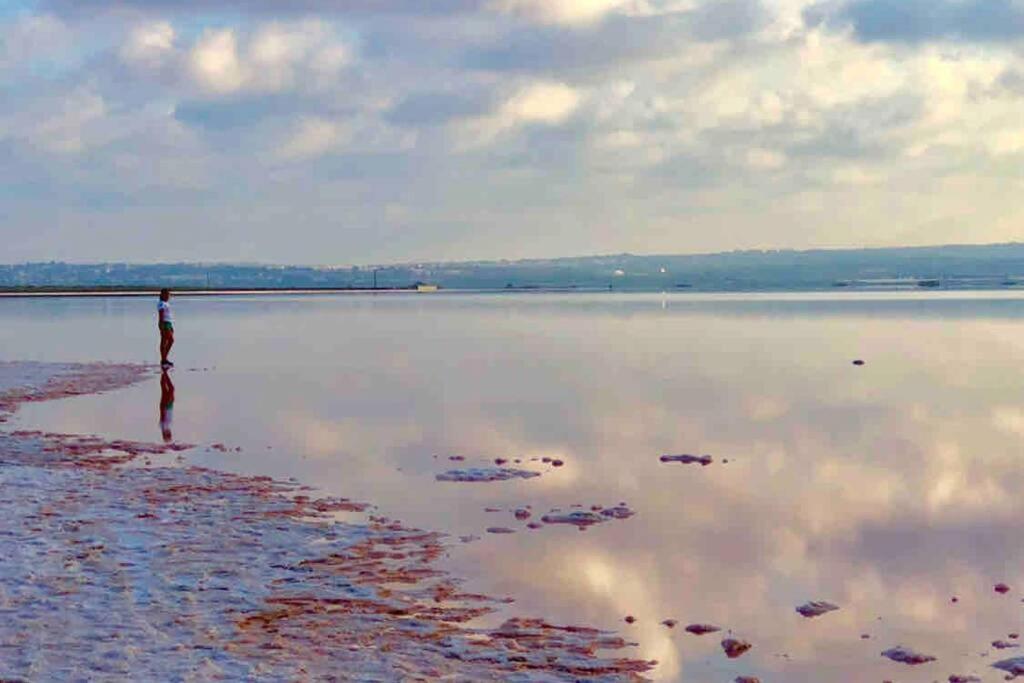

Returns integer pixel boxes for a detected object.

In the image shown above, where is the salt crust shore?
[0,361,654,681]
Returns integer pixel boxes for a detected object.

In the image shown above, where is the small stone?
[722,638,752,659]
[660,454,713,466]
[796,600,840,618]
[881,646,936,665]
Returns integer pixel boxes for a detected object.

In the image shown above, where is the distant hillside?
[4,243,1024,292]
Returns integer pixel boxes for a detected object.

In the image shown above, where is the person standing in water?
[158,288,174,368]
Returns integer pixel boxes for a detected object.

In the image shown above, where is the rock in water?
[540,511,606,529]
[660,454,713,466]
[722,638,752,659]
[881,646,936,665]
[436,467,540,482]
[796,600,840,618]
[994,656,1024,676]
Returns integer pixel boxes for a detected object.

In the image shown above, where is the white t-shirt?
[158,299,173,323]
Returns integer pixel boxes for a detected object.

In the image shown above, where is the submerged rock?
[993,640,1020,650]
[996,583,1012,594]
[796,600,840,618]
[486,527,515,534]
[949,676,982,682]
[722,638,752,659]
[881,646,936,665]
[540,511,604,527]
[685,623,721,635]
[436,468,540,483]
[599,505,636,520]
[994,656,1024,677]
[660,454,713,466]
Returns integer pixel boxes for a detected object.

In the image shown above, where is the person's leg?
[160,328,170,364]
[165,330,174,363]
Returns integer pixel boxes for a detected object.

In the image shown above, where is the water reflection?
[159,370,174,443]
[8,293,1024,682]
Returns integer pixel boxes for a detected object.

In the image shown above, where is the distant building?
[415,283,439,292]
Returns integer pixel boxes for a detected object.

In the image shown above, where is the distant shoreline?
[2,283,1024,298]
[0,287,434,298]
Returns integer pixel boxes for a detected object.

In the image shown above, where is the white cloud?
[120,21,176,69]
[745,147,786,169]
[248,20,351,90]
[188,28,246,93]
[452,81,583,149]
[276,116,350,160]
[186,21,352,95]
[28,89,108,154]
[489,0,634,25]
[502,82,581,123]
[0,13,70,71]
[11,2,1024,259]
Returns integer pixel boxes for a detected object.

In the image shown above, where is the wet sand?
[0,362,653,681]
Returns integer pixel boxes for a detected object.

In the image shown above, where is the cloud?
[502,81,581,123]
[0,12,73,73]
[185,21,352,95]
[41,0,486,18]
[488,0,632,25]
[275,116,350,160]
[120,21,175,69]
[20,88,108,155]
[453,81,583,147]
[6,0,1024,261]
[806,0,1024,43]
[188,28,246,93]
[385,90,495,126]
[465,2,768,75]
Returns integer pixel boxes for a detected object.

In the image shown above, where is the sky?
[1,0,1023,264]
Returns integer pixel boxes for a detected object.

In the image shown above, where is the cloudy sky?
[2,0,1023,264]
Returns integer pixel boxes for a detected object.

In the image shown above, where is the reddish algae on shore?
[0,361,655,681]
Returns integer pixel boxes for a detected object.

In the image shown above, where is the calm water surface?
[5,292,1024,681]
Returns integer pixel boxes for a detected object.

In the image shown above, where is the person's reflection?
[159,370,175,443]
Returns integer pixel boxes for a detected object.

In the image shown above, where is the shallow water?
[6,291,1024,681]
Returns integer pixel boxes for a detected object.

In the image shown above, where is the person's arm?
[158,303,167,324]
